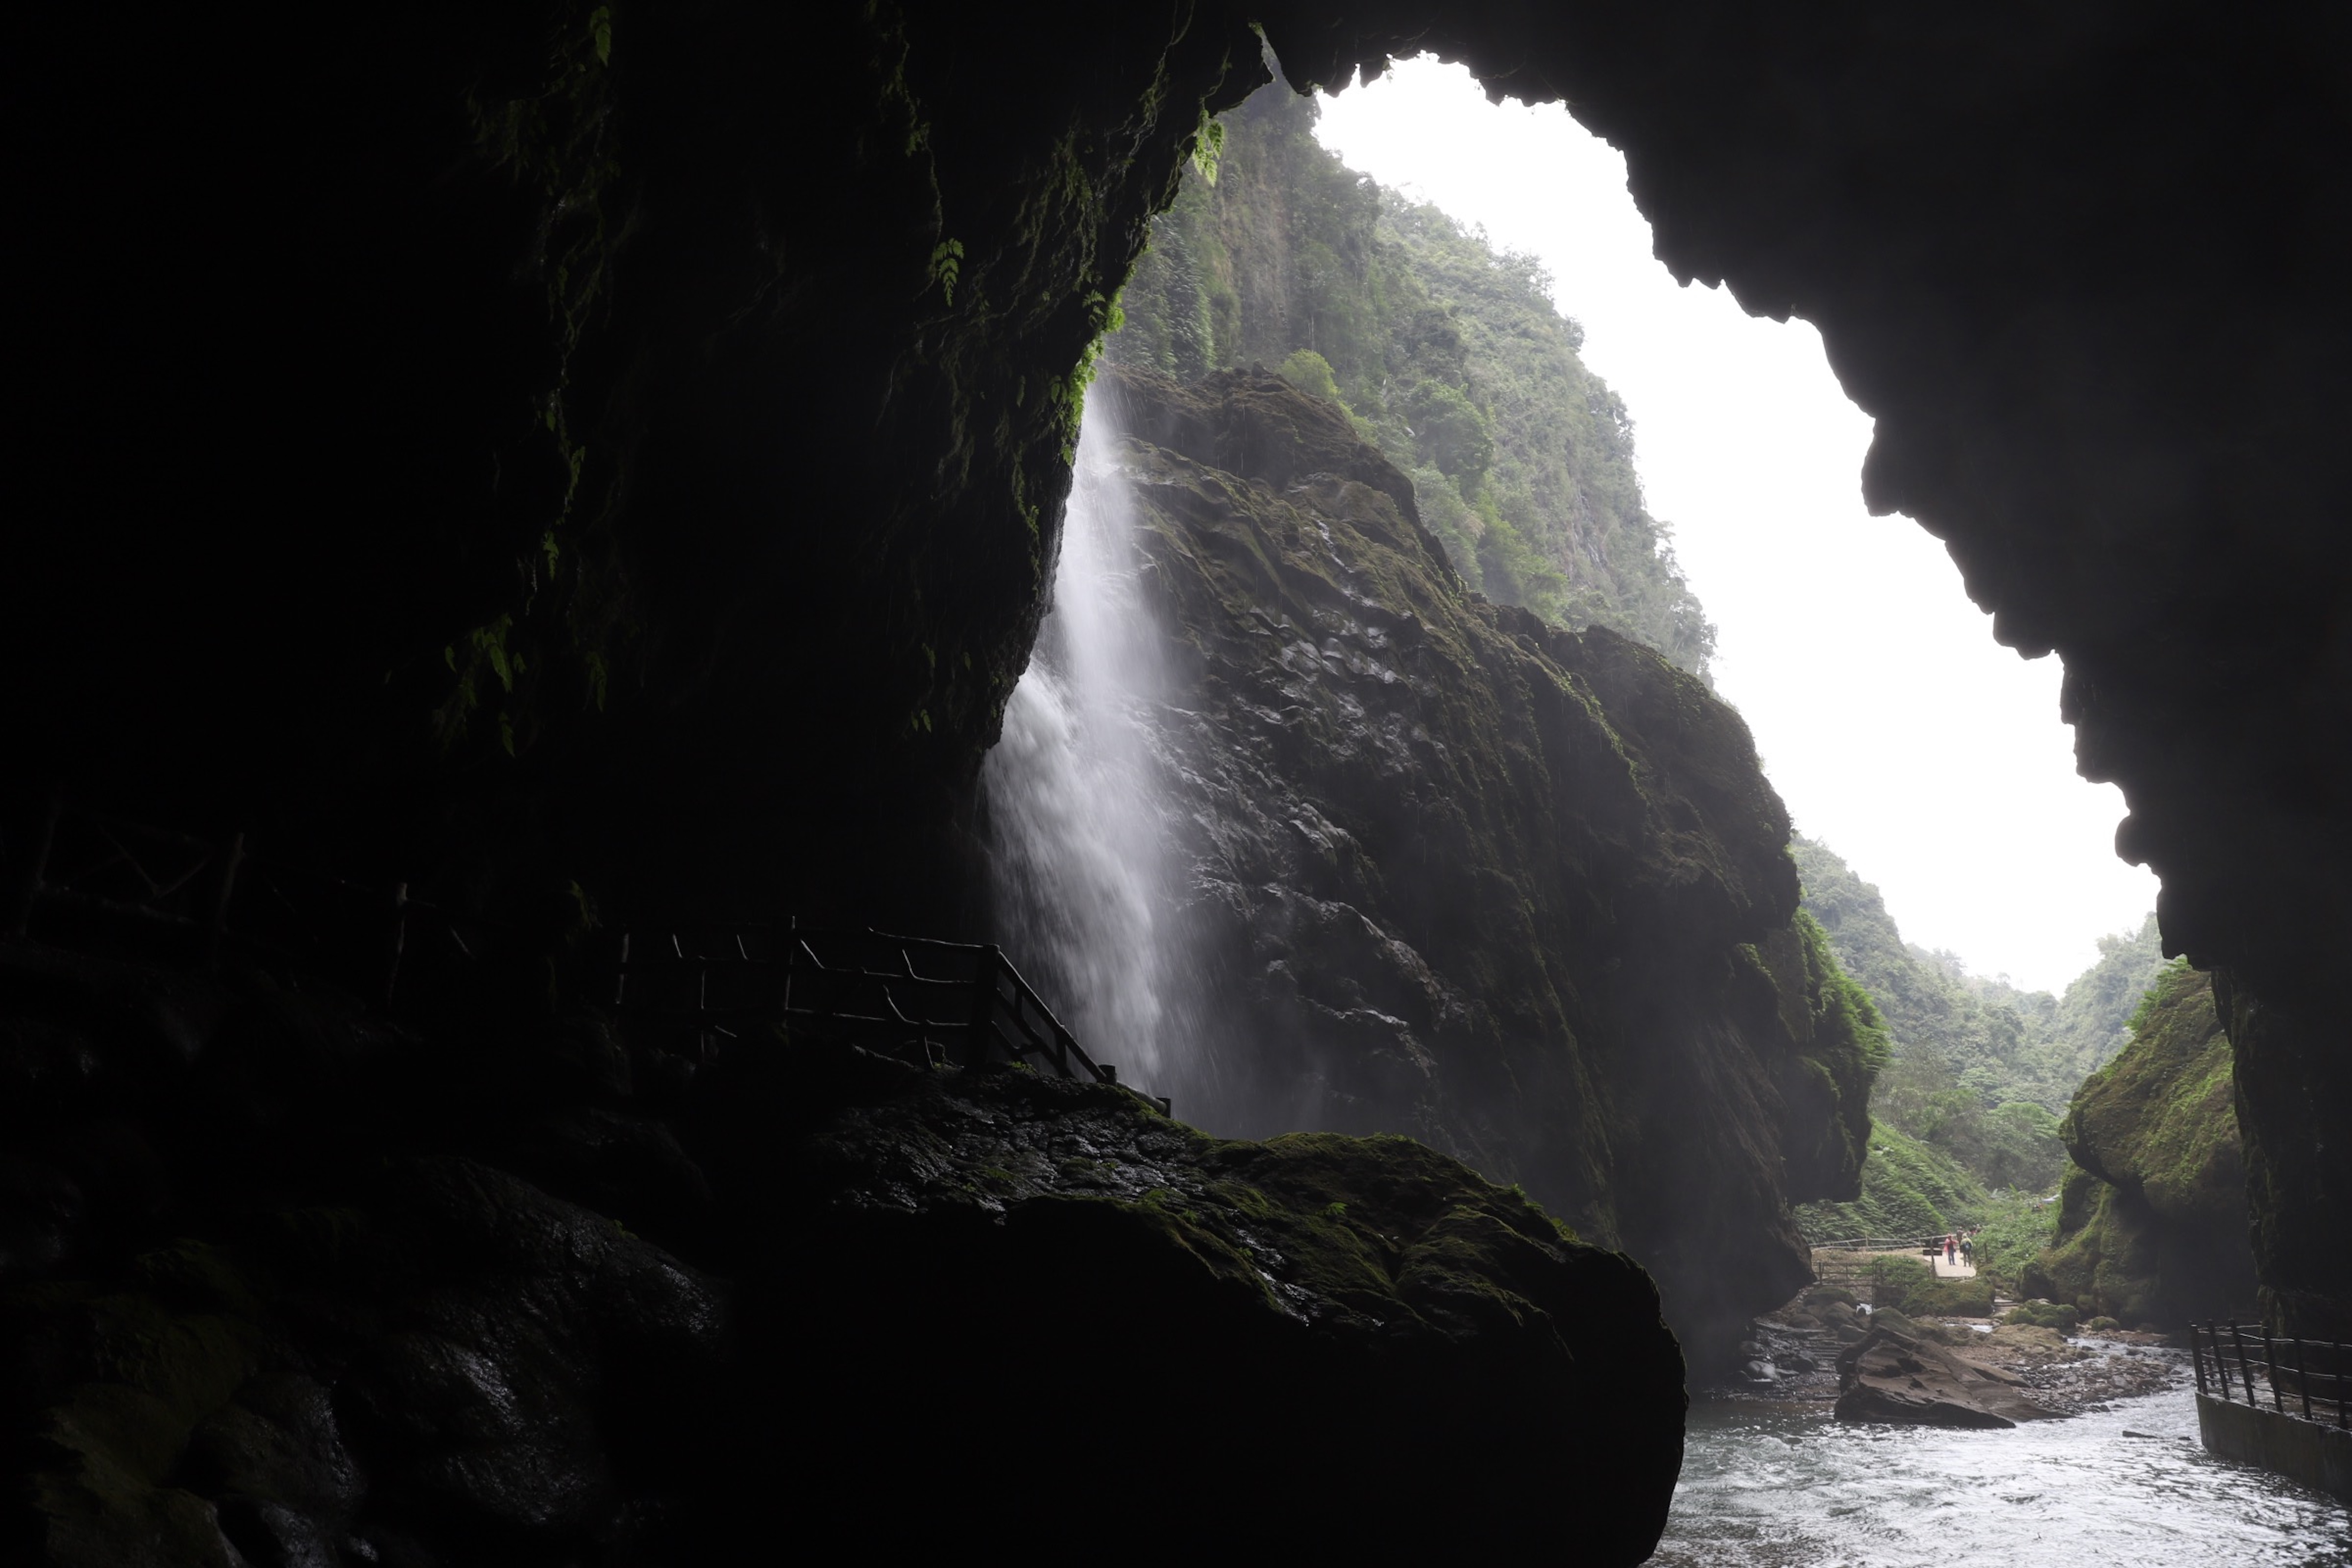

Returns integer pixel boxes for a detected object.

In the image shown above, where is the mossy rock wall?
[1079,367,1878,1366]
[2026,966,2257,1326]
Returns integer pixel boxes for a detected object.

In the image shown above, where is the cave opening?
[961,55,2337,1558]
[8,8,2351,1560]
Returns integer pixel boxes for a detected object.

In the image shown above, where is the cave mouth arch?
[6,4,2346,1348]
[1299,53,2160,994]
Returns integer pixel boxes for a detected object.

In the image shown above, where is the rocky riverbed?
[1714,1282,2186,1418]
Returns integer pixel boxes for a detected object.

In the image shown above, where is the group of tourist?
[1925,1229,1979,1268]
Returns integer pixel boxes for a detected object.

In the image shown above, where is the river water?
[1655,1366,2352,1567]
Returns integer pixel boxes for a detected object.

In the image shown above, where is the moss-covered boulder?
[1089,365,1882,1367]
[712,1042,1685,1561]
[2025,966,2256,1325]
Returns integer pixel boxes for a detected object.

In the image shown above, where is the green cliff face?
[1796,1123,1991,1242]
[1111,81,1716,674]
[1093,365,1878,1364]
[2026,964,2256,1326]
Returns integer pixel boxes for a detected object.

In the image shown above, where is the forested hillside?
[1109,81,1715,675]
[1793,836,2167,1200]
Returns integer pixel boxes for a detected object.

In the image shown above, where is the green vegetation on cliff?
[1109,80,1715,675]
[1795,1124,1987,1240]
[1793,836,2167,1197]
[2027,964,2256,1325]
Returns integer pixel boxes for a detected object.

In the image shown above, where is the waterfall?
[983,406,1193,1094]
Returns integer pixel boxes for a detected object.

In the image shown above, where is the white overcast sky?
[1314,57,2158,992]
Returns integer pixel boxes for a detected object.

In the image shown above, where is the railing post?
[696,944,712,1062]
[969,946,999,1069]
[2230,1322,2252,1405]
[2192,1327,2208,1397]
[203,830,245,966]
[2262,1327,2284,1413]
[2339,1342,2349,1430]
[2212,1323,2234,1400]
[6,782,62,939]
[382,882,408,1007]
[780,917,796,1019]
[2294,1337,2312,1421]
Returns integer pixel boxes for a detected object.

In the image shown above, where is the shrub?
[1276,348,1344,406]
[2007,1300,2080,1334]
[1900,1276,1995,1318]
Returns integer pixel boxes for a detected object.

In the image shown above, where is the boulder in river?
[1834,1325,2050,1428]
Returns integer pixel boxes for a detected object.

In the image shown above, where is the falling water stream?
[983,409,1197,1100]
[1656,1362,2351,1567]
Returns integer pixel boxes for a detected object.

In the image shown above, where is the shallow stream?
[1654,1363,2352,1567]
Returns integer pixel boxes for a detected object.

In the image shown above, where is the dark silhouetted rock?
[755,1048,1686,1562]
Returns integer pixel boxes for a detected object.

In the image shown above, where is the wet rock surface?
[1834,1327,2049,1429]
[0,940,737,1566]
[1101,365,1877,1369]
[740,1041,1687,1559]
[1738,1284,2189,1422]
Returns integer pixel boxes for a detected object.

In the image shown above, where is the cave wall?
[9,5,2349,1333]
[7,2,1265,926]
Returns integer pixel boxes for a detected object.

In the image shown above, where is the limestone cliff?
[2026,965,2257,1326]
[1086,365,1881,1366]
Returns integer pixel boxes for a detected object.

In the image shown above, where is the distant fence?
[607,922,1171,1115]
[2193,1321,2349,1429]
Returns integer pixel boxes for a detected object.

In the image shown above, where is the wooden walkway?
[606,921,1172,1115]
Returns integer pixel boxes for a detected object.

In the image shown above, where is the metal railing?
[2192,1321,2349,1428]
[608,921,1171,1115]
[5,790,485,1004]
